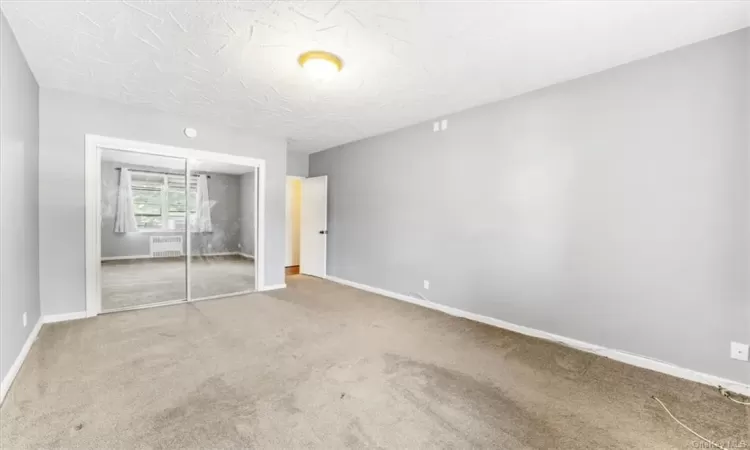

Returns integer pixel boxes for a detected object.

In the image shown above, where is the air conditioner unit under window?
[149,235,183,258]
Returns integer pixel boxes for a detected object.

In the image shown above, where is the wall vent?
[149,235,183,258]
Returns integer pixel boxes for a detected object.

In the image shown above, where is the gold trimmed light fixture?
[298,50,343,80]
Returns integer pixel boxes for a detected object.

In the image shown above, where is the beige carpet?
[101,256,255,310]
[2,275,748,448]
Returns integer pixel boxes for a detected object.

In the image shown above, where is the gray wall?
[240,171,256,256]
[0,12,41,386]
[191,173,242,255]
[100,161,243,258]
[311,29,750,384]
[287,151,309,177]
[747,30,750,347]
[39,88,287,316]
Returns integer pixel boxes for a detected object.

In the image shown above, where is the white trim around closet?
[84,134,267,318]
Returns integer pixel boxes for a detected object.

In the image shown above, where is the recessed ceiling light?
[298,50,343,80]
[184,127,197,138]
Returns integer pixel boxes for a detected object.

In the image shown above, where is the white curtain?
[193,174,213,233]
[114,168,138,233]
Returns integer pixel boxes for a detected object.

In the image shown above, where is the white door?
[300,176,327,277]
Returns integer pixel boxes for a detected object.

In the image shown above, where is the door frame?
[84,134,267,317]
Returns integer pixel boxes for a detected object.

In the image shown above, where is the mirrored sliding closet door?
[100,149,188,311]
[188,160,257,300]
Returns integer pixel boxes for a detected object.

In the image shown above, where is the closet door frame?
[84,134,266,317]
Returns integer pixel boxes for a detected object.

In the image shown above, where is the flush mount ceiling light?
[298,50,343,80]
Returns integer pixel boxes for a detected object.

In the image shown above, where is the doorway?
[285,176,302,275]
[85,135,266,316]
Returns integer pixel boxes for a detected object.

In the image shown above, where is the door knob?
[319,230,328,234]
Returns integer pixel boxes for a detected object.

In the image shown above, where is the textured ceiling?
[2,1,749,153]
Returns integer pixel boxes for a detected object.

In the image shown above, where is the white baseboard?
[325,275,750,397]
[260,284,286,291]
[102,252,250,262]
[1,318,43,404]
[44,311,88,324]
[101,254,151,261]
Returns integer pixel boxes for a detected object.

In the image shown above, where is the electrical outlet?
[730,342,749,361]
[423,280,430,290]
[441,119,448,130]
[22,312,27,328]
[433,121,439,132]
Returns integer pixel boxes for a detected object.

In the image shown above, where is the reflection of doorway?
[285,176,302,275]
[85,135,266,317]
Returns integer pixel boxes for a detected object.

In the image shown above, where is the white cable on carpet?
[651,396,728,450]
[724,394,750,406]
[718,386,750,406]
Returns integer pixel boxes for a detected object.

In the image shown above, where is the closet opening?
[85,135,266,316]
